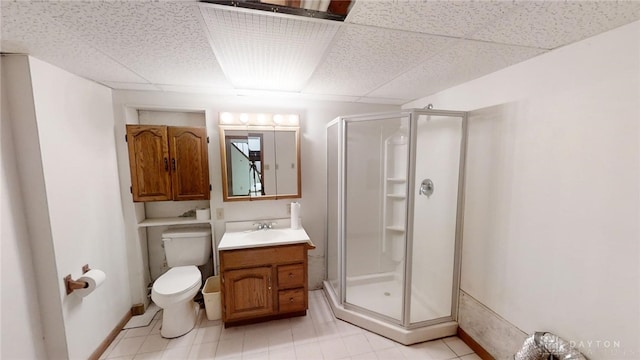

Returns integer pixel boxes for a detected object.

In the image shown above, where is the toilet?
[152,226,212,338]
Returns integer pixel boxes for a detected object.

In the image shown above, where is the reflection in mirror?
[219,124,300,202]
[225,133,267,196]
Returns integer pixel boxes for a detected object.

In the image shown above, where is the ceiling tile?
[199,4,341,92]
[346,0,517,38]
[1,1,149,84]
[471,0,640,49]
[303,24,459,97]
[369,40,547,101]
[39,1,231,88]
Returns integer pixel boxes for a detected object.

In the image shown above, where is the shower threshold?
[322,281,457,345]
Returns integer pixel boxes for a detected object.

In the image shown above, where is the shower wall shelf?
[382,128,409,255]
[387,194,406,199]
[386,226,405,232]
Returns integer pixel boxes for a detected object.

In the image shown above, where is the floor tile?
[193,324,222,344]
[165,330,196,350]
[313,321,340,340]
[187,341,218,359]
[343,333,374,357]
[216,338,244,359]
[375,346,404,359]
[363,332,397,351]
[351,352,379,360]
[161,345,191,359]
[138,334,169,354]
[108,336,146,358]
[126,324,155,338]
[318,337,350,360]
[132,351,163,360]
[294,341,323,360]
[242,333,269,355]
[400,339,457,360]
[149,321,162,336]
[100,336,123,359]
[443,336,474,356]
[459,354,482,360]
[268,346,296,360]
[105,292,480,360]
[291,323,317,344]
[220,326,246,340]
[243,350,269,360]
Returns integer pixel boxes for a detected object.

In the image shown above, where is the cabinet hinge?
[125,134,128,142]
[130,186,132,194]
[209,184,212,191]
[207,136,210,143]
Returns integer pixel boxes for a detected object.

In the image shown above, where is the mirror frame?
[219,125,301,202]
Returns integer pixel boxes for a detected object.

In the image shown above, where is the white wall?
[1,57,47,360]
[3,55,131,359]
[406,21,640,359]
[111,90,397,303]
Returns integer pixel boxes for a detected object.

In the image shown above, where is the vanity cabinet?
[219,242,313,325]
[126,125,210,202]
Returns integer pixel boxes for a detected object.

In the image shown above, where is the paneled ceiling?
[2,1,639,105]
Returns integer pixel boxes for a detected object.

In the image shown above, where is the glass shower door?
[344,114,410,323]
[408,111,465,325]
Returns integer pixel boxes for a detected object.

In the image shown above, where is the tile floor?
[100,290,480,360]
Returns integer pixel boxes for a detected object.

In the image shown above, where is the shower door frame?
[404,109,467,329]
[327,108,468,330]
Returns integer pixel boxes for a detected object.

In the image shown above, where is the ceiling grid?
[2,0,639,104]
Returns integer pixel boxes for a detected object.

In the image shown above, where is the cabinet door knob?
[289,297,294,303]
[164,158,169,171]
[288,273,294,278]
[172,158,176,171]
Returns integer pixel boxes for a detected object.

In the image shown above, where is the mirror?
[219,125,300,201]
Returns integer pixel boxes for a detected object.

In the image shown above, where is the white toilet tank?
[162,226,212,267]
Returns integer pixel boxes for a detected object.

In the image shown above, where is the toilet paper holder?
[64,264,91,295]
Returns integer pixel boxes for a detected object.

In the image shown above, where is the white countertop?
[218,226,314,251]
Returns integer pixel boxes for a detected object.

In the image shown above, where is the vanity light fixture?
[218,112,299,126]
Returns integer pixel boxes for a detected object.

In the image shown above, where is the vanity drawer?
[278,288,306,313]
[278,263,305,289]
[221,244,305,269]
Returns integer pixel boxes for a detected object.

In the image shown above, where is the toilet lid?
[153,266,201,296]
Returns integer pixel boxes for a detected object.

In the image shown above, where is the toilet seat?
[151,266,202,307]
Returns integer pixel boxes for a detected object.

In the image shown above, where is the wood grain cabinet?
[220,243,314,326]
[126,125,210,202]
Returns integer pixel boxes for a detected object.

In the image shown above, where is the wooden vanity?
[219,240,315,326]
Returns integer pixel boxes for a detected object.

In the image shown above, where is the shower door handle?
[419,179,434,197]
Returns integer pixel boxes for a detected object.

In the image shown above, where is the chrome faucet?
[253,221,277,230]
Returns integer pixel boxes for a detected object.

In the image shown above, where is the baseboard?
[458,291,528,359]
[89,310,132,360]
[458,327,495,360]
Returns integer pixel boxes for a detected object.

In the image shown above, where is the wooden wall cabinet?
[220,243,314,325]
[126,125,210,202]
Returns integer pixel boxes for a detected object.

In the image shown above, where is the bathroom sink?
[219,226,313,251]
[242,229,291,243]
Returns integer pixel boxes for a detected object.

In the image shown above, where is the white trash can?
[202,276,221,320]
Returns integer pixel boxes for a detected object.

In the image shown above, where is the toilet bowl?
[151,265,202,338]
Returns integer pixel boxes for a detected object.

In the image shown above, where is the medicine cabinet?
[219,125,300,201]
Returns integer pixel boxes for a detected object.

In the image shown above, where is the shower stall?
[325,109,467,344]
